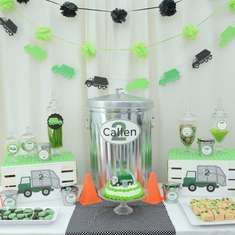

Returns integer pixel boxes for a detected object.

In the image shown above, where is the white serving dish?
[179,197,235,226]
[0,207,58,225]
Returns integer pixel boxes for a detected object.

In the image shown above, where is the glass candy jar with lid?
[21,127,37,154]
[179,112,197,152]
[162,182,181,203]
[6,134,19,156]
[210,103,229,151]
[197,138,215,157]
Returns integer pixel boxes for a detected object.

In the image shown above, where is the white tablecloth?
[0,197,235,235]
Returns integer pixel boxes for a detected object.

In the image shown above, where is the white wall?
[0,0,235,182]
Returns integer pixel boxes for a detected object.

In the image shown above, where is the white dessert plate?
[179,197,235,226]
[0,207,58,225]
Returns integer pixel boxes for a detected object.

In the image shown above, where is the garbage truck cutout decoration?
[182,165,226,193]
[18,170,60,197]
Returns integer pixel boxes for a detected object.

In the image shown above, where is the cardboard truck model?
[18,170,60,197]
[111,170,135,187]
[183,165,226,192]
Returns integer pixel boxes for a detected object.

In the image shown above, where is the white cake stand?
[99,190,144,216]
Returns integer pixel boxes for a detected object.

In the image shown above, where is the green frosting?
[81,42,96,59]
[182,24,199,40]
[102,182,144,201]
[48,117,63,126]
[0,0,15,11]
[169,148,235,160]
[132,42,148,59]
[35,27,53,41]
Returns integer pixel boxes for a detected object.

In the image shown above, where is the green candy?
[45,208,54,215]
[24,208,33,214]
[17,214,25,219]
[34,208,43,213]
[38,211,46,217]
[44,214,53,220]
[8,213,16,219]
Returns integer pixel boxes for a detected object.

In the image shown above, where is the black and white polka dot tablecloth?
[66,202,176,235]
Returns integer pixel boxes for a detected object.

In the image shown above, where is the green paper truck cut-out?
[52,64,76,79]
[126,78,149,91]
[18,170,60,197]
[24,44,47,61]
[219,26,235,48]
[182,165,226,192]
[159,68,180,86]
[111,170,135,187]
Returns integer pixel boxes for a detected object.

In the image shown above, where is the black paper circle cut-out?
[159,0,176,16]
[60,2,78,17]
[111,8,128,23]
[17,0,30,3]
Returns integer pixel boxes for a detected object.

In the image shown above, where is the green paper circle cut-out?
[182,24,199,40]
[81,42,97,59]
[132,42,148,59]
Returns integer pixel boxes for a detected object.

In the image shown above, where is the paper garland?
[52,64,76,79]
[35,27,53,41]
[126,78,149,91]
[0,0,15,11]
[219,26,235,47]
[24,44,48,61]
[159,68,180,86]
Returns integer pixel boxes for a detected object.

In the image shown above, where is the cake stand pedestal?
[99,191,144,216]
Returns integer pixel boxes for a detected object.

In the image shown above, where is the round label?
[22,141,36,152]
[167,191,178,201]
[202,145,212,156]
[39,150,49,160]
[181,127,193,137]
[217,120,227,130]
[7,144,18,155]
[65,193,76,204]
[100,120,140,145]
[4,198,16,208]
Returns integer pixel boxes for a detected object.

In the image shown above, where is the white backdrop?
[1,0,235,182]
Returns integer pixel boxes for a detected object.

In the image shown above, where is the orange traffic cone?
[78,173,103,206]
[143,171,163,205]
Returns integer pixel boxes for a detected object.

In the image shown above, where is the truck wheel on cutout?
[188,184,197,192]
[207,184,215,192]
[24,190,32,197]
[42,188,51,196]
[85,81,92,87]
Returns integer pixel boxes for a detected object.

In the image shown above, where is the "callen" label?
[100,119,140,144]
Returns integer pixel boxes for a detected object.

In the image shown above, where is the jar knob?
[116,88,125,96]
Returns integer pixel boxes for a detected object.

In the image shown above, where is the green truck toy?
[111,170,135,187]
[183,165,226,192]
[18,170,60,197]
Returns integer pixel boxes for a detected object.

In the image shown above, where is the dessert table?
[0,197,235,235]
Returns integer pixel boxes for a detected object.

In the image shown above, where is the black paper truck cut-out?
[182,165,226,192]
[18,169,60,197]
[192,49,212,69]
[85,76,109,89]
[0,18,17,36]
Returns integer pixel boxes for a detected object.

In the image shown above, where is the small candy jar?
[1,190,18,208]
[21,127,37,155]
[179,112,197,152]
[61,186,78,206]
[162,183,181,203]
[6,135,19,156]
[210,105,229,151]
[37,143,51,161]
[197,138,215,157]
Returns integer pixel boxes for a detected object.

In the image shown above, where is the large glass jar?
[210,104,229,151]
[179,112,197,151]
